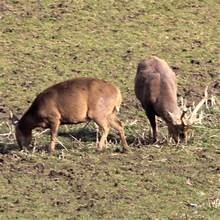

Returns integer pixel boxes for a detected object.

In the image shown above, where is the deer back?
[17,77,122,129]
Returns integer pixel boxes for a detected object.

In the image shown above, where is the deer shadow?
[0,127,154,154]
[0,142,20,154]
[58,127,152,147]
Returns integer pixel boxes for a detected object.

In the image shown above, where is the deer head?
[168,87,208,143]
[9,111,32,149]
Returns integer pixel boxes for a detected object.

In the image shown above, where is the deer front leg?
[146,111,157,143]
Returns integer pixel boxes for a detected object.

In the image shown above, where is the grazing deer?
[10,77,129,153]
[135,56,208,143]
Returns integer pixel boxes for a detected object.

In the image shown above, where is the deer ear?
[9,110,19,125]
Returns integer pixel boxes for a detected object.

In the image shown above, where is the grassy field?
[0,0,219,219]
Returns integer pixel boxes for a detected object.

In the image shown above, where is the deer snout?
[168,124,187,143]
[15,127,32,149]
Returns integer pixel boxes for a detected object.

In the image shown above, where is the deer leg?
[146,111,157,142]
[109,115,129,151]
[94,123,99,146]
[94,118,110,151]
[48,121,60,153]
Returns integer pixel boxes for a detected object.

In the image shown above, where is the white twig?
[33,129,50,137]
[56,139,68,151]
[32,145,37,154]
[82,121,91,129]
[68,134,83,147]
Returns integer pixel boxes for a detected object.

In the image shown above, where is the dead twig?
[33,129,50,137]
[56,138,68,151]
[68,134,84,148]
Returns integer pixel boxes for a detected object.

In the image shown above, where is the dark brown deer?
[10,77,129,153]
[135,56,207,143]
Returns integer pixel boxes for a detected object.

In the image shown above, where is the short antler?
[180,108,187,125]
[180,96,187,110]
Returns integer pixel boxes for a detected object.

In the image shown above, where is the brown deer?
[10,77,129,153]
[135,56,207,143]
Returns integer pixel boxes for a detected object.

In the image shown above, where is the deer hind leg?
[146,111,157,143]
[108,115,129,151]
[94,117,110,151]
[48,120,60,153]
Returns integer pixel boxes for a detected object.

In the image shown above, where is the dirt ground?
[0,0,219,219]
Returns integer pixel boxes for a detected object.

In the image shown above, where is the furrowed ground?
[0,0,219,219]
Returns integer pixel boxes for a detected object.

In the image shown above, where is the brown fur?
[135,56,187,142]
[12,77,129,152]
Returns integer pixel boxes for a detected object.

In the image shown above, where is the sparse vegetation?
[0,0,219,219]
